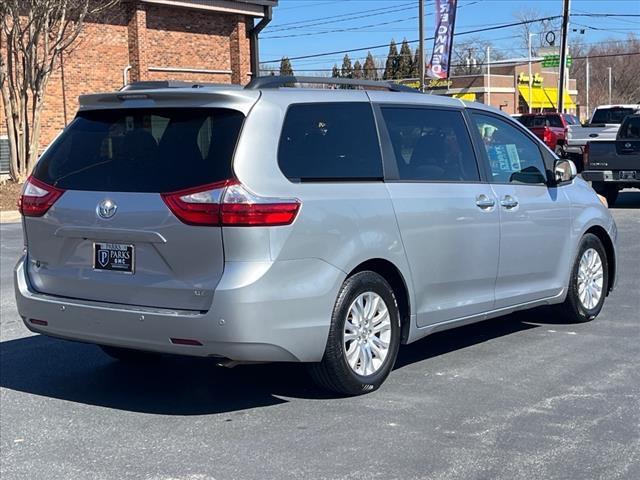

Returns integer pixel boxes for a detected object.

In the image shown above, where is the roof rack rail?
[120,80,238,91]
[245,75,419,93]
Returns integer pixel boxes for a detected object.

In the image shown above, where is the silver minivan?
[15,77,617,395]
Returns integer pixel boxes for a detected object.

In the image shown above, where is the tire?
[592,182,618,207]
[310,271,401,396]
[99,345,158,362]
[555,233,609,323]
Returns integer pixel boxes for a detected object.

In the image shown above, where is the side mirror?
[554,158,577,184]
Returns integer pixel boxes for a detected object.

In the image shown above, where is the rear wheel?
[310,271,401,395]
[592,182,618,206]
[99,345,158,362]
[555,233,608,323]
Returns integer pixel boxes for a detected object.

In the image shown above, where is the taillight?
[18,176,65,217]
[543,126,552,144]
[583,143,590,168]
[161,180,301,227]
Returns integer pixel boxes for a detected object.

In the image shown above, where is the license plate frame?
[93,242,135,274]
[619,170,636,180]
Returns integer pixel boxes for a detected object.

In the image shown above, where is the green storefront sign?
[542,54,573,68]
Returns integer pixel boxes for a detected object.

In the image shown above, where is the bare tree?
[452,37,503,76]
[513,7,562,57]
[571,34,640,114]
[0,0,119,182]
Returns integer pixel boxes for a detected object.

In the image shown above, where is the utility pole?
[608,67,612,104]
[585,57,590,120]
[558,0,570,113]
[419,0,425,92]
[528,33,534,114]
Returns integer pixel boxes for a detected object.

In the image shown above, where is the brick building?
[1,0,276,171]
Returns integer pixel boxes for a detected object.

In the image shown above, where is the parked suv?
[15,77,617,395]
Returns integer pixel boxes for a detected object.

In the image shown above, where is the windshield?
[591,108,636,124]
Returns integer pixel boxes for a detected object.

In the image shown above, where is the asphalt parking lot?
[1,191,639,480]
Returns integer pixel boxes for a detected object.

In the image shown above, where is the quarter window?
[278,103,382,181]
[472,113,548,185]
[381,107,480,182]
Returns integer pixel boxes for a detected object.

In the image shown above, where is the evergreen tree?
[279,57,294,76]
[411,47,422,78]
[341,54,353,79]
[331,64,340,78]
[397,39,413,79]
[383,40,399,80]
[353,60,363,79]
[363,51,377,80]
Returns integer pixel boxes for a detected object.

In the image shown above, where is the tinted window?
[591,107,636,124]
[518,116,534,127]
[33,108,244,193]
[548,115,563,127]
[381,107,479,182]
[620,116,640,139]
[278,103,382,181]
[472,113,547,185]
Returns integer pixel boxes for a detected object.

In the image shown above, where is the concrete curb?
[0,210,21,224]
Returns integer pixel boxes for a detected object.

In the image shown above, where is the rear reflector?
[29,319,48,326]
[161,180,300,227]
[170,338,203,346]
[19,176,65,217]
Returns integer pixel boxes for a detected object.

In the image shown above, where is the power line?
[264,1,477,39]
[261,15,562,64]
[267,1,416,30]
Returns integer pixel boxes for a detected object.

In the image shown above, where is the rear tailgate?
[24,100,252,311]
[587,140,640,170]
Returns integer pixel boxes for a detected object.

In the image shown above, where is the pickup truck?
[565,104,640,170]
[582,114,640,206]
[517,112,580,157]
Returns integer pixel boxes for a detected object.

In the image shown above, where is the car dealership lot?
[1,192,639,480]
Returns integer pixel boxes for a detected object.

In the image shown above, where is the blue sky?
[259,0,639,72]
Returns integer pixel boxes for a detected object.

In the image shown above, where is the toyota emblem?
[97,199,117,219]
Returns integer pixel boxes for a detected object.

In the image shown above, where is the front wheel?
[310,271,401,395]
[555,233,609,323]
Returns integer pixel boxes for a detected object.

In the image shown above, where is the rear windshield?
[33,108,244,193]
[619,116,640,139]
[591,108,636,125]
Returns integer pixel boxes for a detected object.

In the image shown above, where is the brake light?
[18,176,65,217]
[583,143,590,168]
[161,180,301,227]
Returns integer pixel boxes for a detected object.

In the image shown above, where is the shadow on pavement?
[1,310,560,414]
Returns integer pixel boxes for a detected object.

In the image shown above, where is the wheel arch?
[584,225,616,295]
[348,258,412,344]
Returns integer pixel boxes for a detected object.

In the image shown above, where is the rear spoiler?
[78,88,260,115]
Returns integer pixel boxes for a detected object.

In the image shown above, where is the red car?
[517,113,580,158]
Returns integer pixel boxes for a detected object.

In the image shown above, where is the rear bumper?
[14,256,344,362]
[582,170,640,186]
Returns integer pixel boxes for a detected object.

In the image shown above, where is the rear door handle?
[500,195,519,209]
[475,194,496,210]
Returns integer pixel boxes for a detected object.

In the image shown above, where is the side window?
[380,107,480,182]
[278,103,382,181]
[472,113,547,185]
[548,115,564,128]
